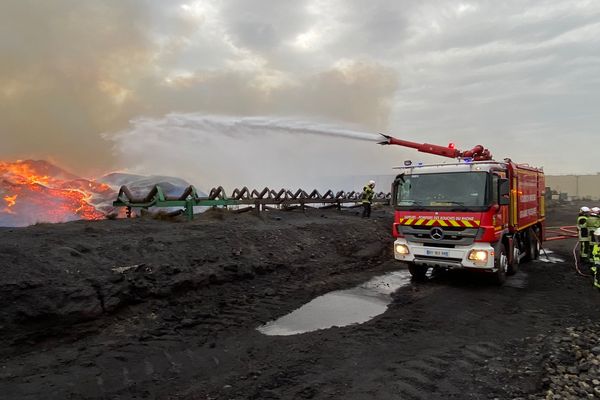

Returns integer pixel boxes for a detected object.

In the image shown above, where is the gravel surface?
[542,322,600,399]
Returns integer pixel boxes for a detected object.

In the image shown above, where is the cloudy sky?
[1,0,599,184]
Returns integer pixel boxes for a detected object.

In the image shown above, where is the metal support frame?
[113,185,391,220]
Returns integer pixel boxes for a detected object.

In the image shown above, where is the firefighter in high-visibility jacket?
[578,206,592,263]
[361,180,376,218]
[590,228,600,291]
[587,208,600,265]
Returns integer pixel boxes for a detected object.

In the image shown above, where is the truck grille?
[399,225,479,246]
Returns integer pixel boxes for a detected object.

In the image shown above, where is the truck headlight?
[468,250,488,262]
[395,244,410,255]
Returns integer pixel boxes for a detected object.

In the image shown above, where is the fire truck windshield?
[394,171,489,210]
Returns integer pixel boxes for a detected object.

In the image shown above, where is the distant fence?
[113,185,391,219]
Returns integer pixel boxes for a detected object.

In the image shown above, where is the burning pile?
[0,160,115,227]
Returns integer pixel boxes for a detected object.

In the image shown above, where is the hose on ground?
[532,227,590,278]
[544,225,578,241]
[572,241,592,278]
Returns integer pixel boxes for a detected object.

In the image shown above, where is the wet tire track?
[384,342,502,399]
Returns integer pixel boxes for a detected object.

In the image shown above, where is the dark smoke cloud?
[0,0,154,174]
[1,1,399,176]
[141,60,398,128]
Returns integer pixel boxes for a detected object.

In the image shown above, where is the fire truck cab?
[391,160,545,284]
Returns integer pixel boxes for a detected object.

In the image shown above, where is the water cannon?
[378,133,493,161]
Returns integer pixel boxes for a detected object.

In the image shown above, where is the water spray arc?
[107,114,386,191]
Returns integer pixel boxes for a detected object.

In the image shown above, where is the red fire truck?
[379,134,545,284]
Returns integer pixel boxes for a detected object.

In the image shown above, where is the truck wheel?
[408,263,428,281]
[525,228,540,261]
[533,229,541,259]
[493,243,508,285]
[507,244,519,276]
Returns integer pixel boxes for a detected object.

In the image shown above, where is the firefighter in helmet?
[578,206,592,263]
[361,180,376,218]
[587,208,600,262]
[590,228,600,291]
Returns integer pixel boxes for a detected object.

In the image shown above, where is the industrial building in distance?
[545,174,600,201]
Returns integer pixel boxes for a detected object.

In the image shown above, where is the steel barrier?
[113,185,391,219]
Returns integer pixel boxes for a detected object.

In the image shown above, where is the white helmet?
[368,180,375,186]
[594,228,600,237]
[592,207,600,214]
[581,206,591,213]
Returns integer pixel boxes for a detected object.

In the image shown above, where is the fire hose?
[560,224,591,276]
[544,225,578,241]
[535,226,591,278]
[571,241,591,278]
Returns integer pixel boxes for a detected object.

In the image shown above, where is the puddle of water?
[536,250,565,263]
[258,270,412,336]
[537,256,565,263]
[528,249,565,264]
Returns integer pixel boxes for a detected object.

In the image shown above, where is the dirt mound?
[0,207,391,350]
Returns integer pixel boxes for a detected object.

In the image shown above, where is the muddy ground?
[0,203,598,399]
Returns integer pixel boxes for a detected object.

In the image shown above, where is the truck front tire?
[408,263,428,281]
[493,243,508,285]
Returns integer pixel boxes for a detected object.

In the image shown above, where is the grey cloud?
[329,1,417,53]
[1,0,599,177]
[219,0,310,51]
[141,60,398,130]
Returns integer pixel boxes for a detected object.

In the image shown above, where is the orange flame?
[0,161,53,186]
[2,194,18,214]
[1,160,114,225]
[4,194,17,207]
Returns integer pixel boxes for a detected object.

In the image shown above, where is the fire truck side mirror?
[498,178,510,206]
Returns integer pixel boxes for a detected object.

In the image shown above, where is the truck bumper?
[393,238,495,270]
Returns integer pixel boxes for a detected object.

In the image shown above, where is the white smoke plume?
[107,114,398,191]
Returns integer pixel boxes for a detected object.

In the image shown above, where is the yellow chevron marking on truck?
[398,218,482,227]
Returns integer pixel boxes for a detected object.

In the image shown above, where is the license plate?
[426,249,449,257]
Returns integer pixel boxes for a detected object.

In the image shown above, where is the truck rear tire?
[408,263,428,281]
[493,243,508,285]
[532,229,541,260]
[525,228,540,261]
[507,243,519,276]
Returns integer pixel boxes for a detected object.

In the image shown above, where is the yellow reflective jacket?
[361,185,375,204]
[592,243,600,263]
